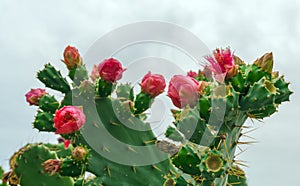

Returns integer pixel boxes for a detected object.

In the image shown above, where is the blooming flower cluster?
[26,47,240,137]
[19,44,291,186]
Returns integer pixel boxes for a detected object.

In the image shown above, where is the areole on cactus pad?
[2,45,292,186]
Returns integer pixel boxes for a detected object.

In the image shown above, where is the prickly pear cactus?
[2,46,292,186]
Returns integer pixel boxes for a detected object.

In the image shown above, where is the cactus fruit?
[3,46,292,185]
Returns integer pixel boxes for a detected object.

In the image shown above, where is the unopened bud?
[72,146,87,161]
[253,52,274,74]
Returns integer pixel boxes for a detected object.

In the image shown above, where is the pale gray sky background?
[0,0,299,185]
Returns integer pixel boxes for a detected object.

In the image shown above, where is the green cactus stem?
[172,144,202,176]
[273,76,293,104]
[59,158,85,177]
[96,78,115,97]
[116,83,134,101]
[165,126,184,142]
[173,106,212,145]
[240,77,276,111]
[134,92,154,114]
[68,65,89,86]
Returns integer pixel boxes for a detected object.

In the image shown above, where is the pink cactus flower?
[63,45,82,69]
[167,75,200,108]
[140,72,166,97]
[98,58,125,83]
[25,88,47,106]
[205,48,235,81]
[53,106,86,134]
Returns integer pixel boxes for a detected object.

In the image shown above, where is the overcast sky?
[0,0,299,185]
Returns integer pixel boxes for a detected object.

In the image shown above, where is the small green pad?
[37,63,71,93]
[96,78,115,97]
[33,111,56,132]
[134,92,154,114]
[240,78,276,111]
[172,144,201,175]
[39,94,59,113]
[60,158,84,177]
[273,76,293,104]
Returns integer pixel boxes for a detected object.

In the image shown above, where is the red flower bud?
[167,75,199,108]
[53,106,86,134]
[63,46,82,69]
[187,70,198,78]
[98,58,125,82]
[140,72,166,97]
[25,88,47,106]
[64,140,71,149]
